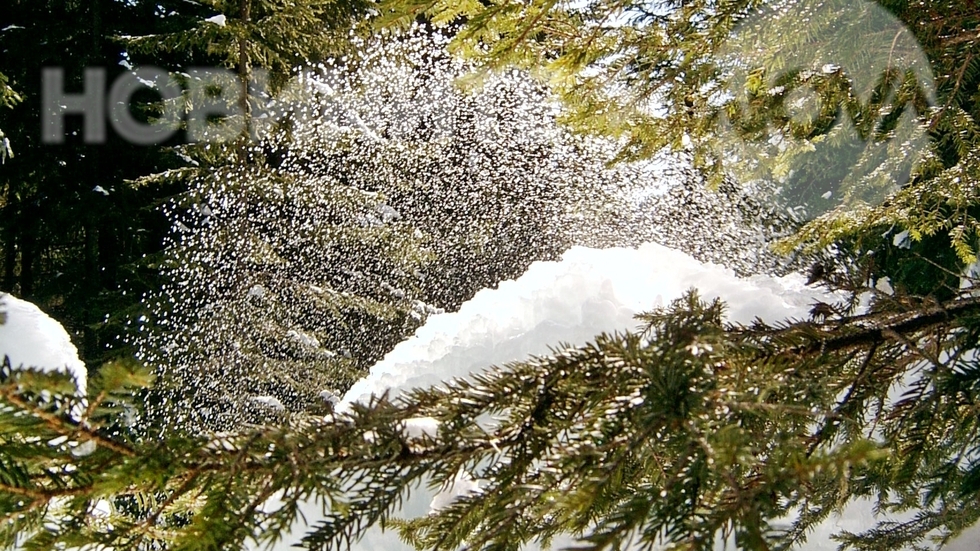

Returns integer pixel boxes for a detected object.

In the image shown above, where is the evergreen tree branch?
[780,294,980,356]
[0,384,136,458]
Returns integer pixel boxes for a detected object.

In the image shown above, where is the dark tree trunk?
[82,220,101,361]
[20,223,35,299]
[3,221,16,293]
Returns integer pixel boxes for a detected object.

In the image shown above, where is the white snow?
[340,242,831,411]
[875,276,895,295]
[204,14,227,26]
[892,229,911,249]
[429,470,482,512]
[398,416,440,451]
[318,389,341,406]
[250,395,285,410]
[286,328,321,349]
[0,293,86,397]
[71,440,98,457]
[961,261,980,290]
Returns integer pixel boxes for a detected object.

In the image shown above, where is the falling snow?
[135,27,807,434]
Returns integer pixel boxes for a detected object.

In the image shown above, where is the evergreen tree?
[118,0,420,432]
[136,154,434,431]
[4,289,980,550]
[0,0,184,368]
[0,71,21,162]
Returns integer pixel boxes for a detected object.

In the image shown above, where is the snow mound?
[341,242,829,409]
[0,293,86,396]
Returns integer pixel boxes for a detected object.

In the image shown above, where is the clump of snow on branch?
[0,292,87,396]
[340,241,832,410]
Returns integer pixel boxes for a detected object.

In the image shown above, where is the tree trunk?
[238,0,252,145]
[3,217,16,293]
[82,220,100,361]
[19,221,35,299]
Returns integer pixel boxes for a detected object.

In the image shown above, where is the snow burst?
[135,27,804,433]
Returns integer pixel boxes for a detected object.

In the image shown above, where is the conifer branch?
[0,482,87,500]
[806,342,879,457]
[930,52,975,129]
[0,384,137,458]
[786,295,980,356]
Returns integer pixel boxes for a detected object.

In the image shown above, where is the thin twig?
[0,386,136,457]
[0,481,87,499]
